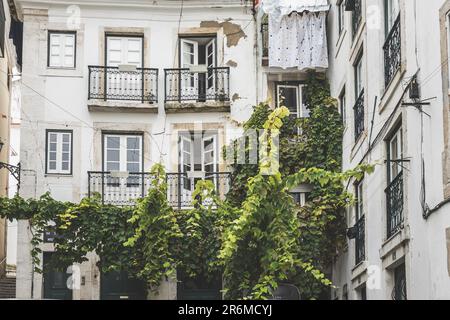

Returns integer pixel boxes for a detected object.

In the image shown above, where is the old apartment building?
[10,0,450,300]
[12,0,333,300]
[328,0,450,300]
[0,0,20,283]
[14,0,257,300]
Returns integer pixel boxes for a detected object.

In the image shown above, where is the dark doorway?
[100,271,146,300]
[43,252,73,300]
[177,271,222,300]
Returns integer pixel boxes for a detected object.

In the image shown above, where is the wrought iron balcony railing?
[353,89,365,141]
[383,15,401,87]
[355,215,365,265]
[164,67,230,102]
[352,0,362,38]
[88,66,158,103]
[167,172,231,209]
[386,172,404,239]
[88,171,231,208]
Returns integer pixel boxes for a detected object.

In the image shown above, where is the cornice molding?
[16,0,250,11]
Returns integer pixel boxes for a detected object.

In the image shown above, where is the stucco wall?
[328,0,450,300]
[16,0,256,299]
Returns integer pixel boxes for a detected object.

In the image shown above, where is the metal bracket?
[0,162,21,190]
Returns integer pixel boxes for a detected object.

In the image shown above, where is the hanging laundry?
[262,0,330,70]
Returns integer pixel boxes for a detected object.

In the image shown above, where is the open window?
[177,131,219,204]
[276,83,309,119]
[179,36,217,101]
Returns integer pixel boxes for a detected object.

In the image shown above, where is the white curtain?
[268,11,328,70]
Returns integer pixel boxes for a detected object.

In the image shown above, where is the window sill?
[379,226,410,268]
[349,22,365,60]
[378,67,406,114]
[350,130,367,161]
[45,174,73,178]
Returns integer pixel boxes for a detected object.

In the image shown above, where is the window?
[48,31,76,68]
[392,263,407,300]
[103,134,143,173]
[337,0,345,34]
[385,0,400,36]
[387,127,403,182]
[339,88,347,127]
[106,35,143,67]
[178,130,218,195]
[355,53,364,98]
[291,192,311,207]
[276,83,309,119]
[178,36,217,101]
[354,179,365,264]
[386,125,404,238]
[342,284,348,300]
[46,130,73,175]
[354,53,365,141]
[0,0,5,57]
[359,285,367,300]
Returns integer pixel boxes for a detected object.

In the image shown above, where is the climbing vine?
[0,73,373,300]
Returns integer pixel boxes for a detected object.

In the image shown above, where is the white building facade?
[15,0,259,300]
[328,0,450,300]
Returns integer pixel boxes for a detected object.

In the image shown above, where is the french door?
[177,132,218,207]
[103,134,143,203]
[180,38,216,100]
[106,36,143,100]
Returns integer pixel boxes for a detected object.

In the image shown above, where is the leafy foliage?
[0,73,373,300]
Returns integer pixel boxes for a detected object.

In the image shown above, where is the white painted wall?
[328,0,450,300]
[15,0,257,299]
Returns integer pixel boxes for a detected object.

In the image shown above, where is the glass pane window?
[388,128,403,182]
[104,134,142,172]
[48,32,76,68]
[385,0,400,35]
[277,84,309,119]
[355,180,364,221]
[338,0,345,34]
[46,131,72,174]
[355,55,364,98]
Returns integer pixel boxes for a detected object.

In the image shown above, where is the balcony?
[87,66,158,113]
[386,172,404,239]
[383,15,401,87]
[354,215,365,265]
[164,67,230,113]
[88,171,231,209]
[353,89,365,141]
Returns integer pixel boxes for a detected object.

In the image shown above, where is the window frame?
[45,129,73,175]
[384,0,400,38]
[355,179,364,221]
[102,132,144,173]
[387,125,403,183]
[0,0,5,58]
[105,33,144,68]
[275,82,309,119]
[337,0,345,35]
[339,87,347,127]
[354,51,364,99]
[47,30,77,69]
